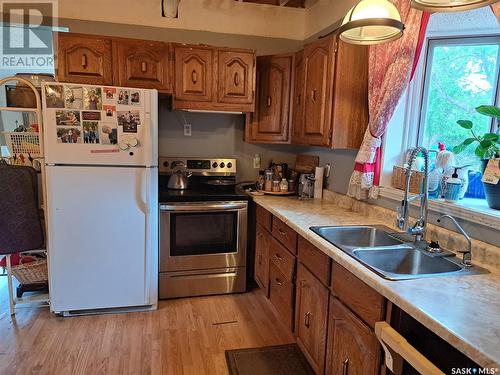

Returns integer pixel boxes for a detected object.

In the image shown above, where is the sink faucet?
[437,214,472,267]
[396,147,430,242]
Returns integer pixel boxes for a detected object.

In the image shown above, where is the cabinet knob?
[342,358,349,375]
[267,96,272,107]
[191,70,198,84]
[234,72,240,86]
[274,278,283,286]
[274,253,283,261]
[141,61,147,73]
[81,54,87,69]
[311,89,317,102]
[304,311,311,328]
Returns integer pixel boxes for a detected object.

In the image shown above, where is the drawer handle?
[191,70,198,84]
[304,311,311,328]
[81,54,87,69]
[234,72,240,86]
[274,253,283,261]
[311,89,317,102]
[267,96,272,107]
[141,61,147,73]
[342,358,349,375]
[274,278,283,286]
[258,253,262,265]
[278,229,286,236]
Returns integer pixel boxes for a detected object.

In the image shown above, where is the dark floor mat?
[225,343,314,375]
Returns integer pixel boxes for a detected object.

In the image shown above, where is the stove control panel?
[159,157,237,175]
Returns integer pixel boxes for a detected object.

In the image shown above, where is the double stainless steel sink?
[310,226,484,280]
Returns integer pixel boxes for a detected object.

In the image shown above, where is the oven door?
[159,201,247,272]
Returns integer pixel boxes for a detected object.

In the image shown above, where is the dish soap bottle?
[444,168,462,202]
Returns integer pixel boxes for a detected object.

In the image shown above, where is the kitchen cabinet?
[113,40,172,92]
[56,33,113,85]
[218,50,255,105]
[295,263,329,375]
[245,54,293,143]
[269,262,295,331]
[255,223,271,294]
[173,45,215,102]
[326,297,381,375]
[173,45,256,112]
[293,34,368,148]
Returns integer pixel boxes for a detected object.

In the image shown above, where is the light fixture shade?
[339,0,405,45]
[411,0,499,12]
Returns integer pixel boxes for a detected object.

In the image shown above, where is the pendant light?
[339,0,405,45]
[411,0,498,12]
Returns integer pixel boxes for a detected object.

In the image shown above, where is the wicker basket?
[392,165,425,194]
[11,258,48,285]
[3,132,41,157]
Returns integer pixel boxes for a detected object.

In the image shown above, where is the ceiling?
[237,0,307,8]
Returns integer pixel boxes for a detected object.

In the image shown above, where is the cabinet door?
[295,263,329,375]
[174,46,214,102]
[302,36,336,147]
[114,40,172,91]
[246,54,292,143]
[291,50,305,144]
[255,224,271,295]
[218,50,255,105]
[56,33,113,85]
[326,297,380,375]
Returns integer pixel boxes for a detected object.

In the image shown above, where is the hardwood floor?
[0,277,294,375]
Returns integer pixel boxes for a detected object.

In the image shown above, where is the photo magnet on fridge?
[56,127,82,143]
[82,111,101,121]
[130,90,141,105]
[55,110,81,126]
[83,121,100,144]
[100,122,118,145]
[117,110,140,133]
[83,87,102,110]
[104,87,116,101]
[103,105,116,118]
[45,85,65,108]
[65,86,83,109]
[118,89,130,105]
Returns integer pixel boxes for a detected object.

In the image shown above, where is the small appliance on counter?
[158,157,248,299]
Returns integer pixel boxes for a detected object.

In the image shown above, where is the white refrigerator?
[42,82,158,315]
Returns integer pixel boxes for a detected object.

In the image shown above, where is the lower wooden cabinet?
[254,223,271,294]
[269,262,294,331]
[295,263,329,375]
[326,297,381,375]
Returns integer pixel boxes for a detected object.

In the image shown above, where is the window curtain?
[347,1,430,200]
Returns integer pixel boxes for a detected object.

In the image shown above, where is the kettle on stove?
[167,162,192,190]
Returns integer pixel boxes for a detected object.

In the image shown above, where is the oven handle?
[160,202,248,212]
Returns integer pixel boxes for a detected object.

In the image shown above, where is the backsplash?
[323,190,500,272]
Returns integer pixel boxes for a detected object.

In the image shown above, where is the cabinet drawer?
[269,263,294,331]
[256,205,272,232]
[331,263,385,329]
[272,217,297,254]
[298,237,331,286]
[270,238,295,281]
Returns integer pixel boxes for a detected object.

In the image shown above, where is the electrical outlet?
[184,124,192,136]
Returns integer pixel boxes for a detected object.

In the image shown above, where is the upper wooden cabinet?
[56,33,113,86]
[245,54,293,143]
[113,40,172,91]
[173,45,255,112]
[292,34,368,148]
[218,51,255,105]
[174,45,215,102]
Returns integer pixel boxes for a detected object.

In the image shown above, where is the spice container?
[264,169,273,191]
[280,178,288,192]
[272,179,280,192]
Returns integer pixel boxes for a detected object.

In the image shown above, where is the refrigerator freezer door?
[46,165,158,313]
[42,82,158,167]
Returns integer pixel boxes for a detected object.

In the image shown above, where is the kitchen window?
[418,36,500,171]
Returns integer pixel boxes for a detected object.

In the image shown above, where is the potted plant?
[453,105,500,209]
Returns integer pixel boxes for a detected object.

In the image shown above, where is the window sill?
[378,186,500,231]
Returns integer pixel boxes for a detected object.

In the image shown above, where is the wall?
[158,96,357,193]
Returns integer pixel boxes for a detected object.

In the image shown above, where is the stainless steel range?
[158,157,248,299]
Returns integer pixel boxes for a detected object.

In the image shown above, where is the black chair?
[0,164,45,314]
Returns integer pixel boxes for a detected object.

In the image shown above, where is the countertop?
[252,195,500,368]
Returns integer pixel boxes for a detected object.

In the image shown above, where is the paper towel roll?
[314,166,324,199]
